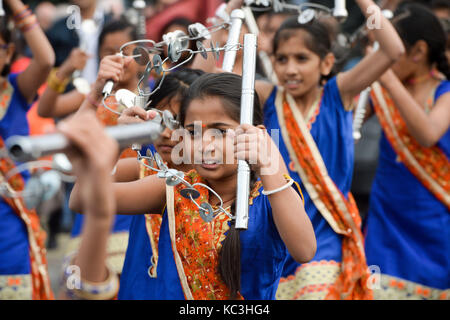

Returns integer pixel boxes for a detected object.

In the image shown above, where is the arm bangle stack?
[61,252,119,300]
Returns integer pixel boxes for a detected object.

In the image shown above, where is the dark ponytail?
[219,170,258,299]
[180,73,263,299]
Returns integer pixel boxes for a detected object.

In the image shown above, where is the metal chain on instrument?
[244,0,348,23]
[100,18,240,117]
[137,148,236,222]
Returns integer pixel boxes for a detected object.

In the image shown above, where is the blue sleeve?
[435,80,450,102]
[8,73,36,113]
[323,76,348,113]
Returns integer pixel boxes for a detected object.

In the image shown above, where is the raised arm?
[7,0,55,103]
[58,109,119,294]
[337,0,405,107]
[378,69,450,147]
[38,48,88,118]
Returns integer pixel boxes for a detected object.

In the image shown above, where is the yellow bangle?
[47,68,70,93]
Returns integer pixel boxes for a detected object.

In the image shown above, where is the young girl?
[252,0,405,300]
[112,69,202,288]
[0,0,55,299]
[364,4,450,300]
[70,72,316,300]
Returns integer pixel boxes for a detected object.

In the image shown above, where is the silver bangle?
[262,178,295,196]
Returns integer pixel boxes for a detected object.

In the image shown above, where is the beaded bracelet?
[61,252,119,300]
[13,5,30,20]
[15,13,38,33]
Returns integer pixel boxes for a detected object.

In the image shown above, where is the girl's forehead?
[276,30,312,52]
[184,97,238,125]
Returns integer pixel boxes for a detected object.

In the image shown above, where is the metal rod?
[242,6,278,84]
[133,0,147,39]
[333,0,348,22]
[6,121,163,163]
[352,42,379,140]
[222,9,245,73]
[235,33,257,230]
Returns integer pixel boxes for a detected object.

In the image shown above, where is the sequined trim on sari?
[0,274,32,300]
[277,260,341,300]
[373,274,450,300]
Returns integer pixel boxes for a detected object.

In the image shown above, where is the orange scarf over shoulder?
[371,82,450,210]
[275,88,372,300]
[0,137,53,300]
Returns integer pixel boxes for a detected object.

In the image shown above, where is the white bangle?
[262,178,295,196]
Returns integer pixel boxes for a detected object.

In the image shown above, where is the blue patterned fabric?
[0,73,33,275]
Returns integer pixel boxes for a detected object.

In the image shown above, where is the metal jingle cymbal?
[210,41,220,61]
[154,153,167,170]
[196,41,208,60]
[199,202,214,223]
[152,54,163,76]
[24,176,45,209]
[298,9,316,25]
[162,110,179,130]
[180,187,200,200]
[188,23,211,40]
[168,39,183,63]
[40,170,62,201]
[133,46,150,66]
[173,30,189,51]
[165,169,185,187]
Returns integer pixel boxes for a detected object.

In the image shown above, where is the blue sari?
[364,80,450,300]
[263,77,358,299]
[0,73,37,299]
[119,183,290,300]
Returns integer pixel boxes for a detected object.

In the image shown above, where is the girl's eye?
[296,55,308,62]
[217,128,228,135]
[275,55,287,63]
[187,129,201,138]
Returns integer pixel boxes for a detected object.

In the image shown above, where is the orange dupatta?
[274,88,372,300]
[166,170,262,300]
[371,82,450,210]
[0,137,53,300]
